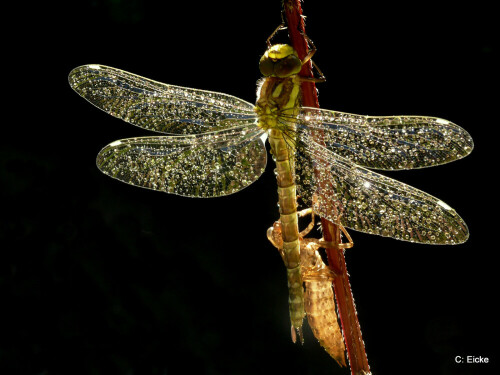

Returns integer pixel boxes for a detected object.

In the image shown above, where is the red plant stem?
[283,1,370,374]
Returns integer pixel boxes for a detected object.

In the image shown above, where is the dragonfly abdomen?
[268,128,304,340]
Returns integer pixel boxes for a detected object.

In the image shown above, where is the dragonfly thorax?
[259,44,302,78]
[255,75,301,132]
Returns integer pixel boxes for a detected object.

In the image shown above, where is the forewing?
[296,133,468,244]
[297,107,473,170]
[69,64,257,134]
[97,129,267,197]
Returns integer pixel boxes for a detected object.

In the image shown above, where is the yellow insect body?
[255,43,307,339]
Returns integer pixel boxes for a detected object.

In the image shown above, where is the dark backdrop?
[2,1,497,374]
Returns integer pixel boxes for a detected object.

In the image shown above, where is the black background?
[2,1,497,374]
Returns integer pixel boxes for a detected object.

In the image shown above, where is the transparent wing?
[69,64,257,134]
[97,128,268,198]
[295,107,473,170]
[295,133,468,244]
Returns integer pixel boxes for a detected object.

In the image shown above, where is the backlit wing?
[97,128,267,197]
[296,107,473,170]
[69,65,257,134]
[295,133,468,244]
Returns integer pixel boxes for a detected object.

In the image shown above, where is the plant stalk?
[282,1,370,374]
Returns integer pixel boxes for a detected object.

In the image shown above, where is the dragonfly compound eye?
[259,55,275,77]
[274,55,302,78]
[260,44,301,77]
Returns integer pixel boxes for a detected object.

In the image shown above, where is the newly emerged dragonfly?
[69,41,473,349]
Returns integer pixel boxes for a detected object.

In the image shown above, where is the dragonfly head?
[259,44,302,78]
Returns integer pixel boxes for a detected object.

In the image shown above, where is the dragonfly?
[68,37,473,350]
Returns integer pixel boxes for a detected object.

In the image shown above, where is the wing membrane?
[296,107,473,170]
[295,133,468,244]
[69,65,257,134]
[97,128,267,197]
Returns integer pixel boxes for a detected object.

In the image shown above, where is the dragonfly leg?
[310,223,354,250]
[296,61,326,83]
[297,207,313,217]
[267,221,286,262]
[296,33,326,83]
[266,23,287,47]
[298,207,315,237]
[300,32,318,65]
[297,75,326,84]
[310,59,326,82]
[266,7,289,47]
